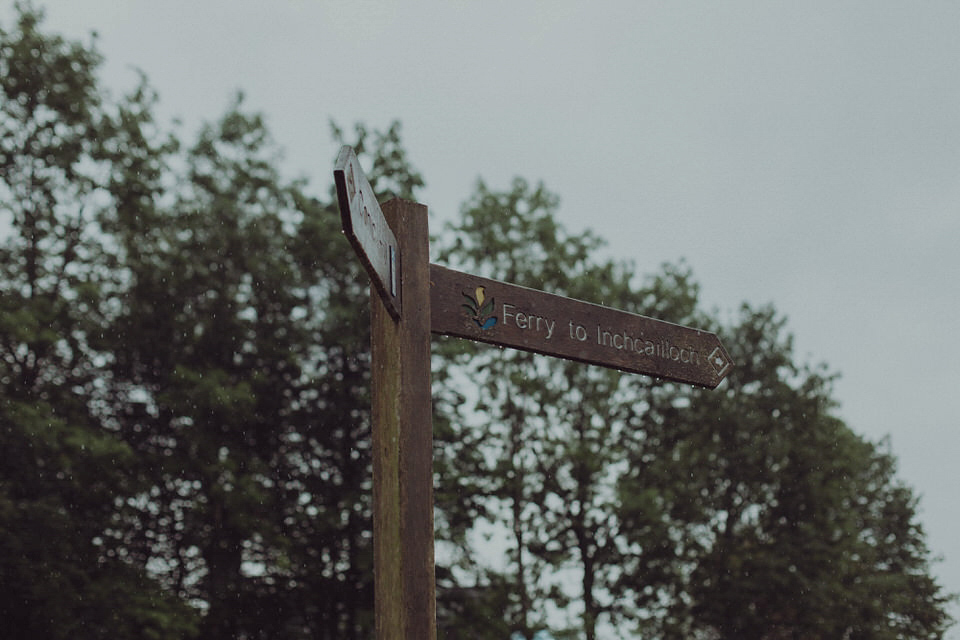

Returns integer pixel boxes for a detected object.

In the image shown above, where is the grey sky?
[23,0,960,633]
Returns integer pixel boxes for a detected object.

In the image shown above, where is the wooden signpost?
[333,146,733,639]
[430,264,732,389]
[335,146,402,319]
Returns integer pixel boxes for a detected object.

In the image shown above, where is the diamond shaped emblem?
[708,346,732,378]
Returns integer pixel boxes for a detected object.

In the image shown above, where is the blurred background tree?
[1,5,423,639]
[432,178,704,640]
[0,4,197,637]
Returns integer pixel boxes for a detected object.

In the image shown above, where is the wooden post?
[370,198,436,639]
[334,145,733,640]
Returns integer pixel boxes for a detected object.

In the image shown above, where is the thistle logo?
[462,286,497,330]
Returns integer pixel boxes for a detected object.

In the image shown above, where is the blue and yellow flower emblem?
[462,286,497,330]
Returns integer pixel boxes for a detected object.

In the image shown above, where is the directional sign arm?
[334,146,402,319]
[429,264,733,388]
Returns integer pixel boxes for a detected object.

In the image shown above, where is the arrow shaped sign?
[430,264,733,388]
[334,146,401,319]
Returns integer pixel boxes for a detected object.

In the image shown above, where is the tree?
[434,179,954,638]
[2,5,429,637]
[102,93,313,640]
[0,4,197,637]
[433,177,704,639]
[103,108,425,639]
[617,304,955,639]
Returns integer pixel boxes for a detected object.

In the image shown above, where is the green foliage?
[103,98,424,638]
[1,5,424,638]
[0,5,199,637]
[433,182,953,638]
[609,304,954,638]
[433,177,707,640]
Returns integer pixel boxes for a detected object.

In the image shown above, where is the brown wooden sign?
[333,149,735,639]
[430,264,734,388]
[334,146,401,318]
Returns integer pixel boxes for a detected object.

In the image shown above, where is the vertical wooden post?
[371,198,436,639]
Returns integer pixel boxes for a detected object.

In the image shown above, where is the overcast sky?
[18,0,960,633]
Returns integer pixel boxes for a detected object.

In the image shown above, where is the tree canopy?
[0,5,954,639]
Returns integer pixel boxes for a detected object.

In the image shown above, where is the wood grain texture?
[371,199,436,639]
[335,146,402,318]
[429,264,733,388]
